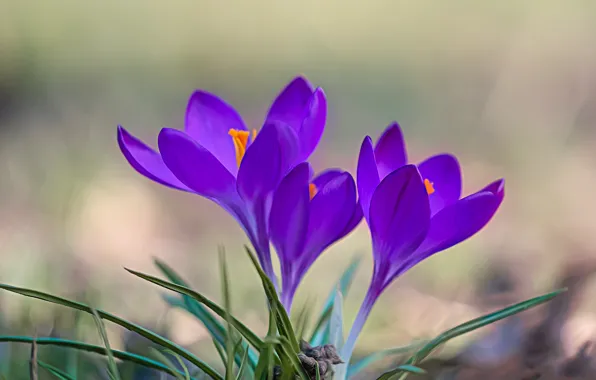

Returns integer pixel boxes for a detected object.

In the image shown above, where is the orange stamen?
[228,129,251,167]
[424,178,435,195]
[309,183,318,200]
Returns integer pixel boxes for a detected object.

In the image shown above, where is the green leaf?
[310,257,361,346]
[212,337,228,367]
[220,249,235,380]
[90,308,122,380]
[378,288,566,380]
[347,341,426,377]
[254,306,277,380]
[293,299,313,343]
[245,247,300,353]
[392,365,426,375]
[149,347,187,380]
[125,268,264,354]
[37,361,75,380]
[0,336,196,379]
[328,289,346,380]
[167,350,192,380]
[235,345,250,380]
[277,336,309,380]
[158,258,259,371]
[155,259,226,344]
[0,284,221,380]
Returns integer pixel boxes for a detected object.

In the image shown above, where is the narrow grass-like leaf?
[315,362,321,380]
[149,347,186,380]
[347,341,426,377]
[125,268,263,354]
[212,337,228,367]
[328,289,346,380]
[277,336,309,380]
[294,299,313,342]
[0,336,195,379]
[235,346,249,380]
[158,258,259,372]
[37,361,75,380]
[91,308,122,380]
[254,303,278,380]
[155,260,226,343]
[166,350,192,380]
[392,365,426,375]
[29,337,38,380]
[0,284,221,380]
[244,247,300,353]
[310,257,361,346]
[378,288,566,380]
[219,249,235,380]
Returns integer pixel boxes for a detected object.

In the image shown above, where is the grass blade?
[0,284,221,380]
[125,268,264,353]
[347,341,425,377]
[244,247,300,353]
[277,336,309,380]
[90,308,122,380]
[235,346,249,380]
[149,347,186,380]
[37,361,75,380]
[157,257,259,373]
[378,288,567,380]
[254,304,278,380]
[310,257,361,346]
[0,336,195,379]
[29,337,38,380]
[219,249,235,380]
[166,350,192,380]
[212,337,228,367]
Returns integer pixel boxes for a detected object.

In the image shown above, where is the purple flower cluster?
[118,76,504,358]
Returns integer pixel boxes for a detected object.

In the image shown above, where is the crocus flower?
[117,77,327,287]
[269,162,362,311]
[341,123,505,361]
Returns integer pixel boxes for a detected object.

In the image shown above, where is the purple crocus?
[341,122,505,361]
[117,76,326,288]
[269,162,362,311]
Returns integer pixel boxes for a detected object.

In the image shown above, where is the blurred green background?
[2,0,596,377]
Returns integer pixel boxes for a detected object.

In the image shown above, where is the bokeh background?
[3,0,596,378]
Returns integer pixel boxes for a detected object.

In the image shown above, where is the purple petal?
[266,76,314,132]
[158,128,238,201]
[341,202,364,237]
[369,165,430,269]
[413,190,503,259]
[374,122,408,179]
[117,125,191,191]
[237,122,298,204]
[357,137,380,222]
[482,178,505,202]
[185,90,247,176]
[269,163,310,268]
[312,168,344,189]
[417,154,462,216]
[296,88,327,162]
[304,172,358,258]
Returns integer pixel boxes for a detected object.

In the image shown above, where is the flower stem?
[341,285,377,363]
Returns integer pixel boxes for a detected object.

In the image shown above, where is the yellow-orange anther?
[424,178,435,195]
[309,183,318,200]
[251,128,257,142]
[229,129,251,167]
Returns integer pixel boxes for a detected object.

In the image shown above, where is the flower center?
[309,183,318,200]
[423,178,435,195]
[229,129,258,167]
